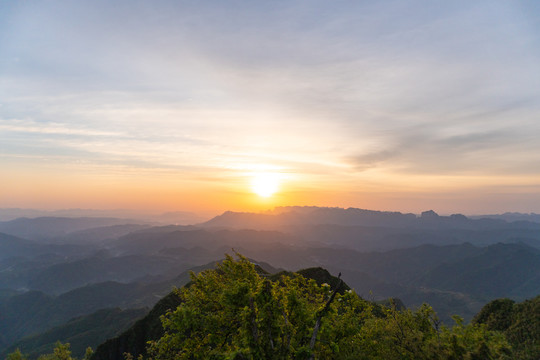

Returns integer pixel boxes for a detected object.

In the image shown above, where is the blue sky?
[1,0,540,214]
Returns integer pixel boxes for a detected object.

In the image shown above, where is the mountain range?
[0,206,538,358]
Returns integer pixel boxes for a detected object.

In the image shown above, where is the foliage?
[473,298,515,331]
[147,254,512,360]
[474,296,540,359]
[5,343,96,360]
[36,342,74,360]
[6,349,26,360]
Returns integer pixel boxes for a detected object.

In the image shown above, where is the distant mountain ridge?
[0,217,149,242]
[1,206,540,359]
[0,209,209,225]
[201,207,416,229]
[0,232,86,261]
[202,206,540,231]
[0,232,42,260]
[470,212,540,223]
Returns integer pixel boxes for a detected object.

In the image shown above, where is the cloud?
[2,0,540,212]
[346,150,398,172]
[0,119,121,137]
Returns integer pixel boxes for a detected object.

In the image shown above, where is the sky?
[1,0,540,216]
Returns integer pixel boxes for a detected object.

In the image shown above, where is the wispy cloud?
[1,0,540,212]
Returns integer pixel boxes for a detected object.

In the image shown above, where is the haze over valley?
[1,206,539,358]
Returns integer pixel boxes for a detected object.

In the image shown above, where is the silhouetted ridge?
[0,217,145,241]
[201,206,540,231]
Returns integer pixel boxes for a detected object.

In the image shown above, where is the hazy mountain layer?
[1,207,539,358]
[0,217,149,242]
[203,207,540,231]
[1,308,147,360]
[0,267,201,352]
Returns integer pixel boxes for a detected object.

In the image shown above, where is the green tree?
[148,254,329,359]
[83,348,93,360]
[37,342,75,360]
[475,296,540,360]
[473,298,515,331]
[147,253,512,360]
[6,349,26,360]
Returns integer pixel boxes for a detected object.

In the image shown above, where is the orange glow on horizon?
[3,158,540,216]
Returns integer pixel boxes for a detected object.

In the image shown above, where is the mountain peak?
[421,210,439,218]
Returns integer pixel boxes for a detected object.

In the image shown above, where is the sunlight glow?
[251,172,281,198]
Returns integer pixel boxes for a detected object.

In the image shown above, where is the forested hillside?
[1,208,539,359]
[6,254,539,359]
[31,255,517,359]
[1,308,146,359]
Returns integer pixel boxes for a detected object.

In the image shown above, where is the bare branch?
[309,274,343,358]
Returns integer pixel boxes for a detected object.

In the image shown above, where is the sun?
[251,172,280,198]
